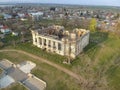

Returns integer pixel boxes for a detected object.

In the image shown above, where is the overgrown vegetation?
[71,31,120,90]
[89,18,97,32]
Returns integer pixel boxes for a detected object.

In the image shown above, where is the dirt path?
[0,49,87,84]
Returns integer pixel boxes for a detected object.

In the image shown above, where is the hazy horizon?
[0,0,120,7]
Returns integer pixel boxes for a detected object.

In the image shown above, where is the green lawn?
[15,42,71,69]
[77,32,120,90]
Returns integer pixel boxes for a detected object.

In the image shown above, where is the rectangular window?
[48,40,51,47]
[58,43,61,50]
[35,38,37,42]
[53,41,56,49]
[40,38,42,45]
[44,39,46,46]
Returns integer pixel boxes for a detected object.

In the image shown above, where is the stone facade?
[31,25,90,58]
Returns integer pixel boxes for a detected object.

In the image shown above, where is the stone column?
[51,41,54,51]
[55,42,58,51]
[46,39,48,48]
[32,33,36,45]
[61,42,65,55]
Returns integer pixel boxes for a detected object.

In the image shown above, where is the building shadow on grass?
[84,31,109,52]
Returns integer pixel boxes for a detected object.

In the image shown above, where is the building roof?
[29,12,43,16]
[7,67,28,82]
[2,26,9,30]
[0,59,13,70]
[32,25,89,41]
[0,75,15,88]
[18,61,36,74]
[0,60,46,90]
[23,76,46,90]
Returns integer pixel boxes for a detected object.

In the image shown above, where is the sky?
[0,0,120,6]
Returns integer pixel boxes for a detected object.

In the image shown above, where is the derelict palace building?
[31,25,90,58]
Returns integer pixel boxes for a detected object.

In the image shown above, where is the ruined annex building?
[31,25,90,58]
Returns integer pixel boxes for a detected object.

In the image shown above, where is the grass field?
[74,32,120,90]
[0,52,81,90]
[0,31,120,90]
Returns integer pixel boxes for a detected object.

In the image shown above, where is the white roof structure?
[18,61,36,73]
[0,75,15,88]
[29,12,43,16]
[23,75,46,90]
[0,59,13,70]
[0,60,46,90]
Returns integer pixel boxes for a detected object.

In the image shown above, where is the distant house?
[0,26,11,34]
[18,13,25,18]
[0,25,3,29]
[12,31,19,36]
[3,14,12,19]
[29,12,43,21]
[59,14,64,18]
